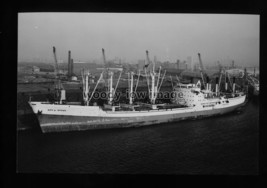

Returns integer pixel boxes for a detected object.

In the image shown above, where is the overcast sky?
[18,13,259,67]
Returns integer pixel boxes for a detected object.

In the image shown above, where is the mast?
[81,69,90,106]
[218,68,223,93]
[129,72,134,105]
[156,66,162,91]
[146,50,157,104]
[225,71,228,91]
[150,71,155,104]
[108,71,114,105]
[145,50,151,93]
[85,72,89,105]
[153,54,155,73]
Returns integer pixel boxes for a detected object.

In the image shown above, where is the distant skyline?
[18,13,259,67]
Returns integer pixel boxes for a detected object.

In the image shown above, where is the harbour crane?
[144,50,151,90]
[145,50,152,70]
[197,53,206,89]
[101,48,109,90]
[52,46,65,103]
[53,46,59,77]
[100,48,122,104]
[102,48,107,68]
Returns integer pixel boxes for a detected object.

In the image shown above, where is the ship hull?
[32,97,246,133]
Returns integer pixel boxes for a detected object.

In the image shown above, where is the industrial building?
[32,66,40,73]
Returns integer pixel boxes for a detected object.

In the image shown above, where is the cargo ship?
[28,50,246,133]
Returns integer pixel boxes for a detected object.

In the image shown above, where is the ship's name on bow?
[48,109,66,112]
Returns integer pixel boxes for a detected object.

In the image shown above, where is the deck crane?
[197,53,206,89]
[144,50,166,105]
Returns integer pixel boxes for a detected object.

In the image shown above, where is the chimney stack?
[71,58,74,77]
[68,51,71,77]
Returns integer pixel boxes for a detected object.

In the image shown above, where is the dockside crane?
[53,46,63,89]
[53,46,60,78]
[102,48,109,91]
[102,48,108,75]
[101,48,122,105]
[145,50,152,69]
[144,50,151,90]
[52,46,65,103]
[197,53,206,89]
[102,48,107,68]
